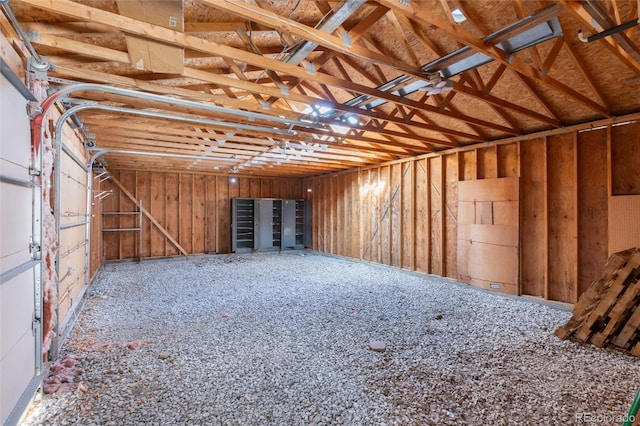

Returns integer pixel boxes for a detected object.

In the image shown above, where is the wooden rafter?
[377,0,611,117]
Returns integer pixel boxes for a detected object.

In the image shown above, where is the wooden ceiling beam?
[200,0,424,77]
[378,0,611,117]
[82,115,402,158]
[97,136,369,168]
[543,37,565,72]
[21,0,517,137]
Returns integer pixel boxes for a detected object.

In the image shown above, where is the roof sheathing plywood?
[4,0,640,177]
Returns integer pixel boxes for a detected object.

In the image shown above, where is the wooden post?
[138,199,143,262]
[440,156,446,277]
[574,131,580,303]
[426,158,432,274]
[543,136,550,300]
[410,160,416,271]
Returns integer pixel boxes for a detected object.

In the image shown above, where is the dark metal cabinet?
[231,198,311,253]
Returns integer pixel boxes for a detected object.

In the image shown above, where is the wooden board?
[460,150,477,181]
[578,128,609,295]
[115,0,184,74]
[165,173,179,256]
[497,143,518,178]
[390,163,402,268]
[477,146,497,179]
[547,134,578,303]
[445,154,458,279]
[429,157,443,276]
[402,162,412,270]
[610,121,640,196]
[380,166,391,265]
[457,177,519,295]
[414,159,430,273]
[520,138,547,297]
[150,173,166,257]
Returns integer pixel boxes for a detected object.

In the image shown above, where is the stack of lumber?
[555,248,640,355]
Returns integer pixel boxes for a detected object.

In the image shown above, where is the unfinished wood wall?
[305,121,640,303]
[96,171,303,260]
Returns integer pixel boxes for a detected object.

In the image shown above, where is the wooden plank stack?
[555,248,640,356]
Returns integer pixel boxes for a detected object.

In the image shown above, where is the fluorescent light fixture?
[330,124,349,134]
[345,115,360,126]
[451,8,466,24]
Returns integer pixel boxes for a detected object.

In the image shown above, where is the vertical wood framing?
[101,171,303,260]
[440,157,446,277]
[95,122,627,304]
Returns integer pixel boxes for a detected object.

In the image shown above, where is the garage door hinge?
[29,240,41,260]
[32,315,41,335]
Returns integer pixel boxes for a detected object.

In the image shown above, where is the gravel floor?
[22,251,640,425]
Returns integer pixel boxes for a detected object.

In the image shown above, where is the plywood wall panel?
[165,173,180,257]
[102,178,119,260]
[445,154,458,279]
[370,168,381,264]
[402,162,412,269]
[350,171,360,260]
[360,169,371,261]
[150,173,166,257]
[611,122,640,195]
[520,138,546,297]
[429,157,443,276]
[461,150,477,181]
[547,134,578,303]
[390,163,402,268]
[118,170,137,259]
[239,177,250,198]
[205,176,217,253]
[380,166,391,265]
[217,177,231,254]
[497,143,519,178]
[577,129,608,294]
[136,171,151,258]
[477,146,497,179]
[89,173,103,279]
[193,175,206,254]
[179,174,193,254]
[414,159,429,273]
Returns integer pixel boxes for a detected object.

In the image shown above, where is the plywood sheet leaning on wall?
[457,177,519,295]
[555,249,640,357]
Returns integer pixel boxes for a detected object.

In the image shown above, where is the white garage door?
[0,73,41,424]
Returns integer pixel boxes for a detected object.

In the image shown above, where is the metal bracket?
[29,239,41,260]
[31,314,41,335]
[27,56,50,78]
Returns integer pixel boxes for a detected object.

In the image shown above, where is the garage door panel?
[0,78,30,168]
[0,269,34,360]
[1,72,37,426]
[0,328,36,423]
[0,184,32,273]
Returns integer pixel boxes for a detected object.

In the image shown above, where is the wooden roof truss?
[1,0,639,177]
